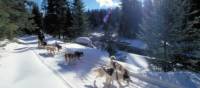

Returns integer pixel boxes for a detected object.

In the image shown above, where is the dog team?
[38,38,84,64]
[37,34,131,87]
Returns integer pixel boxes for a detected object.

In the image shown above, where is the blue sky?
[33,0,121,10]
[83,0,121,10]
[83,0,100,10]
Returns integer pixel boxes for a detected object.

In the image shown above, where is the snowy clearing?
[0,35,199,88]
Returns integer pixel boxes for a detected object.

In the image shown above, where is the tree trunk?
[163,41,167,59]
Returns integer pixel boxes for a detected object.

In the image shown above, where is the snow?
[144,72,200,88]
[0,35,200,88]
[121,38,148,50]
[0,39,9,47]
[126,53,149,72]
[91,32,104,38]
[0,43,68,88]
[75,37,95,48]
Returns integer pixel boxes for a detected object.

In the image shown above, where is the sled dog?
[45,45,57,55]
[64,51,84,64]
[55,42,62,52]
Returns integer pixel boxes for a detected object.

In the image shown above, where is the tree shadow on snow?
[19,36,37,41]
[39,53,54,57]
[19,35,64,45]
[56,47,109,78]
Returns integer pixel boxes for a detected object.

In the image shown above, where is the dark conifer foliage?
[87,9,107,29]
[139,0,200,71]
[0,0,36,40]
[31,3,43,34]
[62,0,73,39]
[71,0,88,38]
[43,0,87,39]
[119,0,142,38]
[44,0,59,37]
[87,8,120,32]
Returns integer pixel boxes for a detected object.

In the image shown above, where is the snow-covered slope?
[0,42,68,88]
[0,35,199,88]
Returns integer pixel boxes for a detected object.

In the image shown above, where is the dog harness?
[123,70,130,80]
[102,67,114,76]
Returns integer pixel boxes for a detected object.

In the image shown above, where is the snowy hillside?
[0,35,200,88]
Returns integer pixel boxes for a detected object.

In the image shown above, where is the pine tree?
[0,0,36,40]
[31,3,43,34]
[44,0,73,39]
[71,0,88,38]
[139,0,200,59]
[59,0,73,39]
[139,0,166,58]
[44,0,58,36]
[119,0,142,38]
[189,0,200,57]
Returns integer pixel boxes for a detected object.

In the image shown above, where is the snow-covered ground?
[0,43,68,88]
[120,38,148,50]
[0,35,200,88]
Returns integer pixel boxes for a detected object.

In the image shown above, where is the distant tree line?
[87,8,120,32]
[25,0,88,40]
[0,0,88,40]
[87,0,142,39]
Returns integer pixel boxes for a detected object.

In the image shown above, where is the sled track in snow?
[31,49,74,88]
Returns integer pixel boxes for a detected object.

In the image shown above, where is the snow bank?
[75,37,95,48]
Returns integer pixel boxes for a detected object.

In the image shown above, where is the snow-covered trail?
[16,36,161,88]
[16,36,177,88]
[1,35,199,88]
[0,43,69,88]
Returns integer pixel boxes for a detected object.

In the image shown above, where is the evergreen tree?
[55,0,71,39]
[71,0,88,38]
[87,9,107,29]
[31,3,43,34]
[44,0,58,36]
[44,0,73,39]
[59,0,73,39]
[139,0,165,58]
[189,0,200,57]
[139,0,200,61]
[119,0,142,38]
[0,0,36,40]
